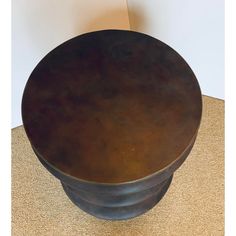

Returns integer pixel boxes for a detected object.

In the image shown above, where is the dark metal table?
[22,30,202,220]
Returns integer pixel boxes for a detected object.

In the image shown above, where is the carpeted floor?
[12,96,224,236]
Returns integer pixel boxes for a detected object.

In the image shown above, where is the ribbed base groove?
[61,175,173,220]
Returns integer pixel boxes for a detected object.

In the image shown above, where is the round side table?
[22,30,202,220]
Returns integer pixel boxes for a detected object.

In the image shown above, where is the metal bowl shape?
[22,30,202,220]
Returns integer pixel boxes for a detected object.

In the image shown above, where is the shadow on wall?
[18,6,145,56]
[79,8,145,33]
[17,7,133,58]
[127,6,146,31]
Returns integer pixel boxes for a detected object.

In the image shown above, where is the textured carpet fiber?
[12,96,224,236]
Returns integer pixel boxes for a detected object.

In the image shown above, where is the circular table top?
[22,30,202,184]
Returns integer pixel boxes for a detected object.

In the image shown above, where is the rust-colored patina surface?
[22,30,202,220]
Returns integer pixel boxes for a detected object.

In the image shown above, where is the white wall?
[127,0,224,100]
[12,0,130,128]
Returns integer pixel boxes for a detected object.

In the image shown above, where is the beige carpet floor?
[12,96,224,236]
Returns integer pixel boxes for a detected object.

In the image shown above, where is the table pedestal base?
[61,175,173,220]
